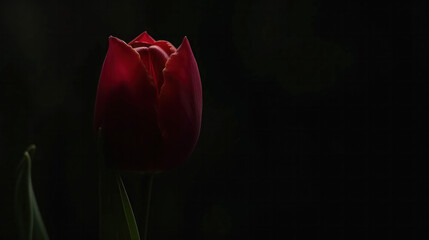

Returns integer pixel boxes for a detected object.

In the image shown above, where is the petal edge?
[129,31,156,45]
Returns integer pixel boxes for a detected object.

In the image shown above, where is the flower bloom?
[94,32,202,172]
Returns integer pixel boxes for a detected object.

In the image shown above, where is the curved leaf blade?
[117,175,141,240]
[15,145,50,240]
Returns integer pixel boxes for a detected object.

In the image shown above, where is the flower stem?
[144,174,154,240]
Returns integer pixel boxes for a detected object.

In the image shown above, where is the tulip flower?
[94,32,202,172]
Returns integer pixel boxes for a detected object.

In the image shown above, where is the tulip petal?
[95,36,162,171]
[149,45,169,91]
[158,37,202,169]
[152,40,177,56]
[133,46,169,92]
[129,31,155,46]
[133,47,155,89]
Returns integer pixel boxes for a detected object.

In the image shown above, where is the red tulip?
[94,32,202,172]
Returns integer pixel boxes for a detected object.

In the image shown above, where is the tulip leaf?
[117,175,141,240]
[98,129,141,240]
[15,145,50,240]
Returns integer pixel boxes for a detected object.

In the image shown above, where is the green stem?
[144,174,154,240]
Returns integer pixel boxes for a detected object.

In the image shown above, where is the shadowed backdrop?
[0,0,426,239]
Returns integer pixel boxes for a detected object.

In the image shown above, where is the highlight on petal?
[157,37,202,170]
[129,31,156,47]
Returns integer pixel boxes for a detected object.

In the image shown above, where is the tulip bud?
[94,32,202,172]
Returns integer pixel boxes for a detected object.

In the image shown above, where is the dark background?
[0,0,426,239]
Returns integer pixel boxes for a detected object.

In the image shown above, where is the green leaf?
[98,129,141,240]
[15,145,50,240]
[117,175,141,240]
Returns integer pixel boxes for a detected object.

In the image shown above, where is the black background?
[0,0,426,239]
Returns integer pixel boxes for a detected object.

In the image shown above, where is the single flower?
[94,32,202,172]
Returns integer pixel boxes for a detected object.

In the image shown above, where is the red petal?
[133,46,169,92]
[157,37,202,169]
[149,45,169,91]
[152,40,177,56]
[133,46,154,88]
[94,36,162,171]
[129,31,156,46]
